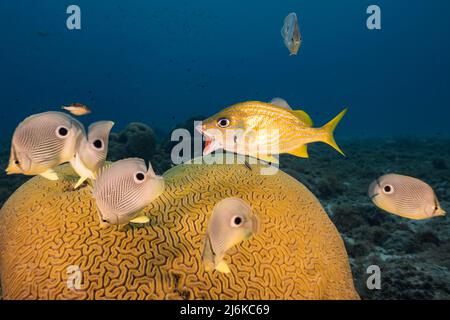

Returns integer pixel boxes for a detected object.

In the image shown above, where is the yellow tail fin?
[322,108,347,156]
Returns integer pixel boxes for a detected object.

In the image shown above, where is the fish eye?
[134,171,146,183]
[93,139,103,150]
[230,215,243,228]
[56,126,69,138]
[14,160,20,165]
[217,118,230,128]
[382,184,394,194]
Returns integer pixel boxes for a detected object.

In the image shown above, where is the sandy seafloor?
[1,121,449,300]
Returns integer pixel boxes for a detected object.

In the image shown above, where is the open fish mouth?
[195,124,215,155]
[204,135,213,152]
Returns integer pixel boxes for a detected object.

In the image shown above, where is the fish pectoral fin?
[40,169,59,181]
[291,110,313,127]
[215,260,231,274]
[204,260,215,272]
[129,215,150,224]
[202,234,216,272]
[255,154,279,164]
[288,145,309,158]
[73,176,88,189]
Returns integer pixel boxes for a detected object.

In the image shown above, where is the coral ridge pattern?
[0,161,358,300]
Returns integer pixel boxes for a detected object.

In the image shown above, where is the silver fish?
[92,158,165,225]
[368,173,446,220]
[70,121,115,189]
[6,111,85,180]
[281,12,301,55]
[202,198,259,273]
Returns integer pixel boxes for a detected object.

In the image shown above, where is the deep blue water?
[1,0,450,138]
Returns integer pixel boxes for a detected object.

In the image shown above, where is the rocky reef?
[0,122,449,299]
[281,137,450,299]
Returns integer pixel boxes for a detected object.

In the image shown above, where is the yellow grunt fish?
[197,101,347,163]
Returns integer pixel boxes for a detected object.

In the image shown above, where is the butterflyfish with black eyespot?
[6,111,85,180]
[92,158,164,225]
[202,197,259,273]
[368,173,446,220]
[70,121,115,189]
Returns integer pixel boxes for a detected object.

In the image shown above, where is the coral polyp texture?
[0,160,358,300]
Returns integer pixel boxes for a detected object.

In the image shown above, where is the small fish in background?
[202,198,259,273]
[197,101,347,164]
[6,111,84,180]
[62,103,91,116]
[70,121,115,189]
[281,12,301,55]
[368,173,446,220]
[92,158,165,225]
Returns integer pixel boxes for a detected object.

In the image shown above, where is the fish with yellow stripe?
[197,98,347,163]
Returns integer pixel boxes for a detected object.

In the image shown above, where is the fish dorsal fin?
[269,97,291,110]
[288,144,309,158]
[146,161,157,178]
[291,110,313,127]
[87,121,115,145]
[79,121,115,172]
[202,234,216,272]
[215,260,231,273]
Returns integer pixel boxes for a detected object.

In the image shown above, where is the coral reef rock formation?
[109,122,157,162]
[0,161,358,300]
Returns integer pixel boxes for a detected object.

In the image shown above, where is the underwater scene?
[1,0,450,301]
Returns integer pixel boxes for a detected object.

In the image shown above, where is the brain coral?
[0,159,358,300]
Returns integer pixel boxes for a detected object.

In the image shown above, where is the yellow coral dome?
[0,160,359,300]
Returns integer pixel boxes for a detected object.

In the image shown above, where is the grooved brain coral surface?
[0,162,359,300]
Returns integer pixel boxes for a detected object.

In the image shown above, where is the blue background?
[1,0,449,138]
